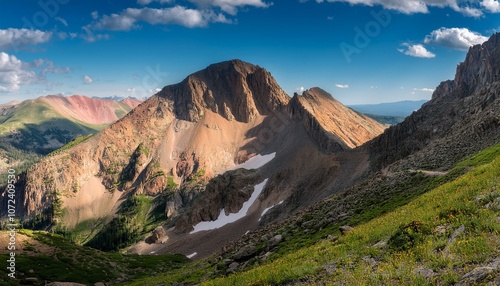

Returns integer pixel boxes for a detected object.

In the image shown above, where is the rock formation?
[1,59,386,257]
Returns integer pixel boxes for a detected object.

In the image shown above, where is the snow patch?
[230,153,276,170]
[259,200,284,221]
[190,179,269,234]
[186,252,197,259]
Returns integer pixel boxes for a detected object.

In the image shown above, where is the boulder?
[150,226,168,243]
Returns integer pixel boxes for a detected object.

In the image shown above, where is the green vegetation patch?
[201,144,500,285]
[130,143,500,285]
[0,229,188,285]
[85,194,162,251]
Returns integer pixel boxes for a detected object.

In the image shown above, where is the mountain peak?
[204,59,259,73]
[433,32,500,100]
[158,59,290,122]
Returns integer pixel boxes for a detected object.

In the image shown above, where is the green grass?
[202,144,500,285]
[85,194,164,251]
[0,229,188,285]
[128,143,500,285]
[47,134,93,156]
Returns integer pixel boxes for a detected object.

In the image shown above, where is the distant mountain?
[93,95,149,101]
[349,100,428,117]
[0,95,142,174]
[362,113,406,125]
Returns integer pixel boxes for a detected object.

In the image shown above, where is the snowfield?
[190,179,269,233]
[229,152,276,170]
[259,200,284,221]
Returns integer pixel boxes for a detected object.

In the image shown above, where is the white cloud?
[89,6,231,31]
[187,0,271,15]
[424,27,488,51]
[91,11,99,20]
[413,88,435,92]
[307,0,488,17]
[138,0,173,4]
[83,75,93,84]
[55,17,68,27]
[0,28,52,51]
[296,86,305,92]
[399,44,436,58]
[0,52,38,92]
[481,0,500,12]
[80,26,110,42]
[335,84,349,88]
[31,59,71,75]
[155,88,162,92]
[0,53,71,93]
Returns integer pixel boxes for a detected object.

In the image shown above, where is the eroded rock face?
[369,33,500,170]
[173,169,260,233]
[289,87,386,152]
[159,59,290,123]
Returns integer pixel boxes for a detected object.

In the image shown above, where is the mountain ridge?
[1,59,386,258]
[0,94,143,175]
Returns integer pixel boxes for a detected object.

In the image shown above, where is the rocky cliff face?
[290,87,386,152]
[159,59,290,123]
[369,33,500,170]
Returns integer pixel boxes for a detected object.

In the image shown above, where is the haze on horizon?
[1,0,500,105]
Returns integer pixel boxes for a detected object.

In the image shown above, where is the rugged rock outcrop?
[290,87,386,152]
[159,59,290,123]
[369,33,500,170]
[173,169,260,233]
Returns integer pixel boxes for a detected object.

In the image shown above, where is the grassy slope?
[0,100,102,135]
[0,98,126,183]
[0,229,188,286]
[0,100,101,179]
[205,144,500,285]
[128,143,500,285]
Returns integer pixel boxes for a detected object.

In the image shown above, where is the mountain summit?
[159,59,290,122]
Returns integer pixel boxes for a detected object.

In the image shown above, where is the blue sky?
[0,0,499,105]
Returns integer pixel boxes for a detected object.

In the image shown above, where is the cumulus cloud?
[424,27,488,51]
[0,28,52,51]
[335,84,349,88]
[83,75,93,84]
[303,0,488,17]
[89,6,231,31]
[187,0,271,15]
[296,86,305,92]
[0,52,38,92]
[399,44,436,58]
[481,0,500,12]
[0,53,71,93]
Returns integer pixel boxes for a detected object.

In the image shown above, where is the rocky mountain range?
[1,32,499,286]
[0,95,143,176]
[1,59,385,256]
